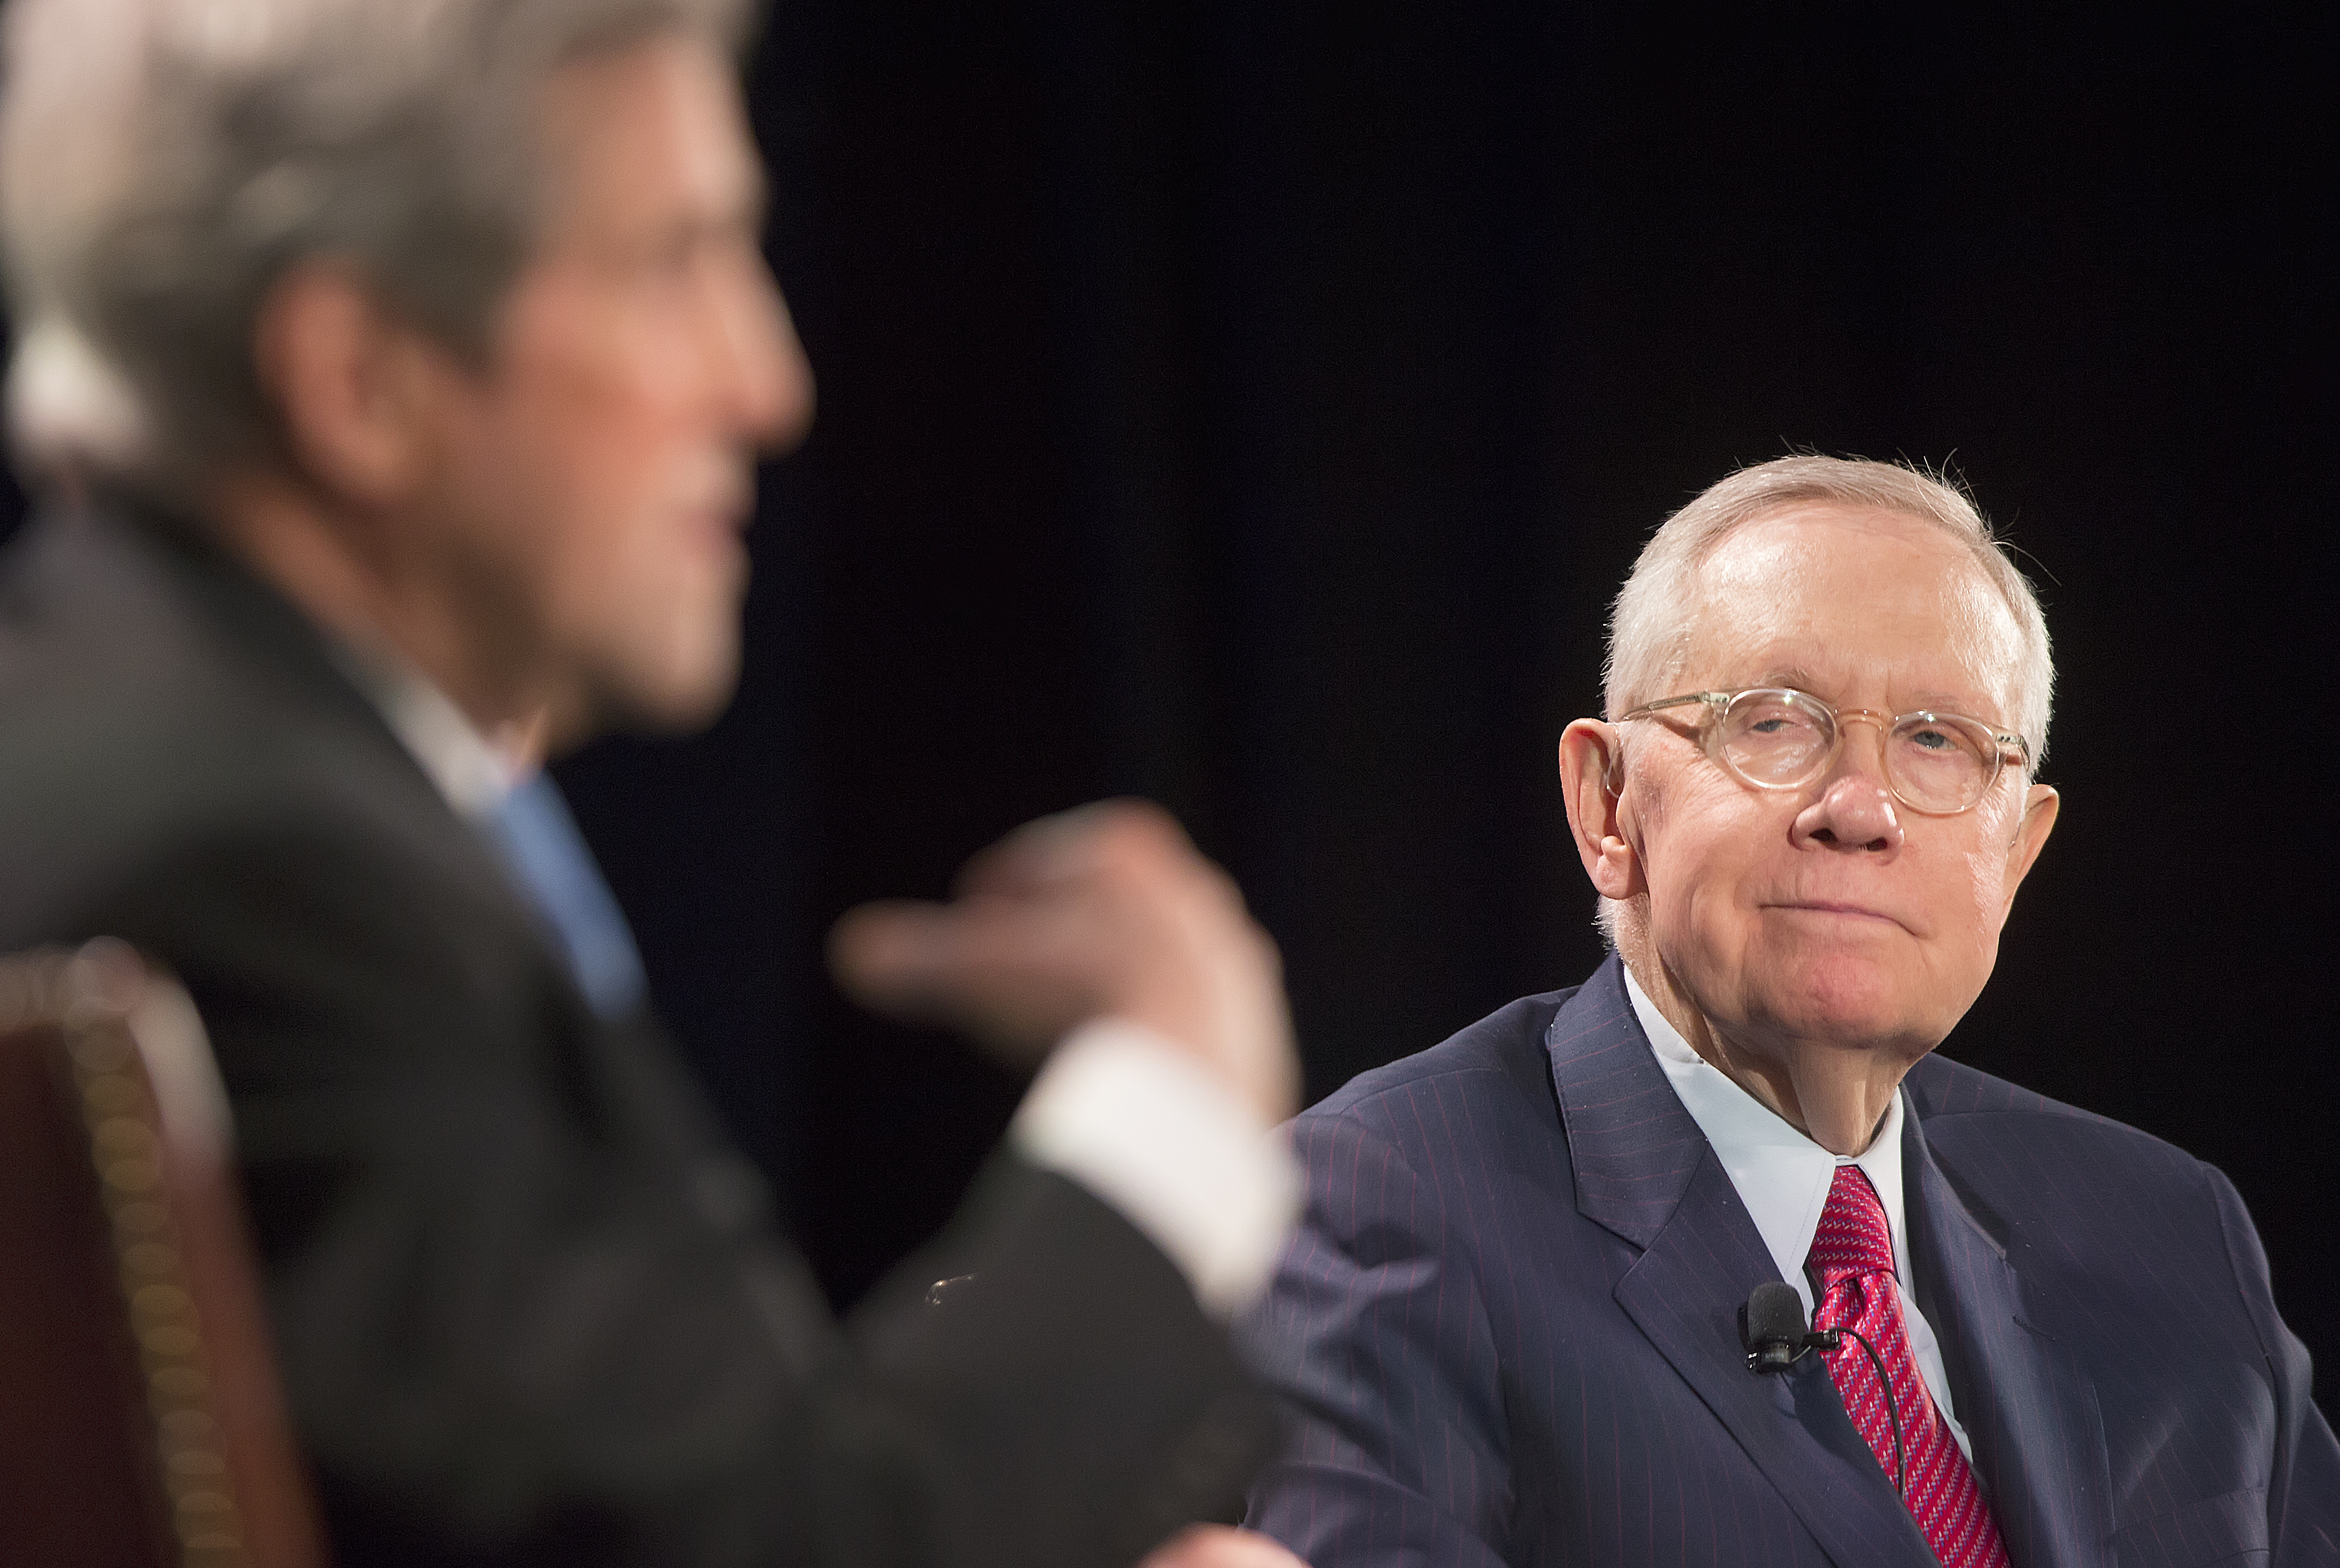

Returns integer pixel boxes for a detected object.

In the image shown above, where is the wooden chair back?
[0,941,326,1568]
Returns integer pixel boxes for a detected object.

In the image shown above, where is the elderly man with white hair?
[1237,456,2339,1568]
[0,1,1321,1565]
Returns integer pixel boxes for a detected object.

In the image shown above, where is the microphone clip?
[1741,1280,1835,1374]
[1743,1324,1838,1374]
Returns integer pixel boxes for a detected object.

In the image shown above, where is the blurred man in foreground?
[1239,457,2337,1565]
[0,1,1309,1563]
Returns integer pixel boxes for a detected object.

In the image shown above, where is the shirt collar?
[1621,962,1913,1316]
[330,639,521,821]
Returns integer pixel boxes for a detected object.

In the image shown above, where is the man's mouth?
[1767,901,1904,929]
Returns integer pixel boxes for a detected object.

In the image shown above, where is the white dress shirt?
[1622,966,1974,1459]
[337,641,1299,1318]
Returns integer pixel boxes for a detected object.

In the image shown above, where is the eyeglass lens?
[1717,691,1996,812]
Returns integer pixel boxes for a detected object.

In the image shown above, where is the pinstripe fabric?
[1806,1166,2007,1565]
[1239,956,2340,1567]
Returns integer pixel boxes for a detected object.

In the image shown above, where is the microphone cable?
[1742,1281,1906,1495]
[1812,1322,1906,1497]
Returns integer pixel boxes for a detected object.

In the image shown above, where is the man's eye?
[1739,706,1819,739]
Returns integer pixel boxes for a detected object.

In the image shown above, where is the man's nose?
[743,289,816,453]
[709,250,816,456]
[1790,739,1903,855]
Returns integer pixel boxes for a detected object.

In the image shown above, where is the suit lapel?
[1903,1097,2112,1568]
[1549,958,1938,1568]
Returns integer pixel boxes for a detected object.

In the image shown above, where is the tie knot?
[1805,1163,1895,1291]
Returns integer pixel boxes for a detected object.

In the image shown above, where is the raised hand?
[829,800,1298,1125]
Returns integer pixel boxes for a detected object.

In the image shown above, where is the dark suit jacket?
[0,504,1277,1568]
[1239,957,2338,1567]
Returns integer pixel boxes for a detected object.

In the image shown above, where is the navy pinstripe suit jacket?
[1240,956,2338,1567]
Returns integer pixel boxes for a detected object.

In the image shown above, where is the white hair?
[0,0,755,487]
[1596,454,2055,945]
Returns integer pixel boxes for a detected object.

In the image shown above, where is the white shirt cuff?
[1010,1018,1301,1318]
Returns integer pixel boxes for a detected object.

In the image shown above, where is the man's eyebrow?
[1745,667,1829,695]
[1745,667,1996,717]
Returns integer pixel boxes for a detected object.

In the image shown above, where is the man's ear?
[1998,781,2059,919]
[1558,718,1643,903]
[250,261,452,508]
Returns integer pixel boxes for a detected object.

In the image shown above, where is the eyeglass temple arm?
[1617,693,1729,721]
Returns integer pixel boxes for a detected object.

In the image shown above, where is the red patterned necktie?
[1806,1164,2008,1568]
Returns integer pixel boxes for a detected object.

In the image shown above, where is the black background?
[5,5,2330,1404]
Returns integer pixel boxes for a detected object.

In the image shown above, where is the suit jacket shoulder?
[1896,1047,2238,1312]
[1897,1048,2338,1565]
[1,507,438,929]
[1299,988,1574,1134]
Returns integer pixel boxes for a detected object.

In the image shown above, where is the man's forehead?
[530,33,764,235]
[1698,502,1966,580]
[1677,506,2023,711]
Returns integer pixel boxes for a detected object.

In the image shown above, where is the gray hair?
[1596,454,2055,945]
[0,0,755,485]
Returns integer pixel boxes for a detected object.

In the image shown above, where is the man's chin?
[1747,952,1940,1053]
[631,665,740,736]
[573,638,742,744]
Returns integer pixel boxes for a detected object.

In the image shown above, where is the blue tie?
[478,772,649,1020]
